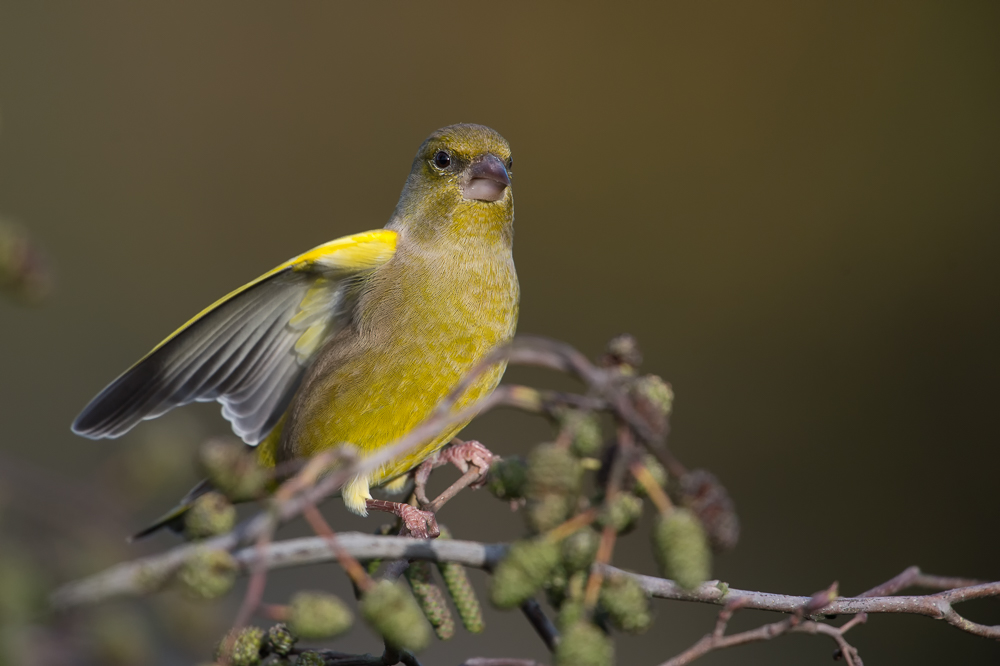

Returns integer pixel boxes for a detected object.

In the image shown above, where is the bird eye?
[506,157,513,170]
[432,150,451,169]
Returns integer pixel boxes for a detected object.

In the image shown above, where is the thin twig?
[423,468,483,513]
[302,502,373,592]
[221,518,275,664]
[630,459,672,514]
[519,599,560,651]
[583,424,634,608]
[546,508,598,543]
[661,586,861,666]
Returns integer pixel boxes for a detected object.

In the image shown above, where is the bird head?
[392,124,514,240]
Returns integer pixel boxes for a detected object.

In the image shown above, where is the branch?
[519,599,559,652]
[51,533,506,608]
[53,532,1000,644]
[461,657,545,666]
[604,565,1000,637]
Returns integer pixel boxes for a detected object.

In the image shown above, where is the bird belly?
[293,340,506,513]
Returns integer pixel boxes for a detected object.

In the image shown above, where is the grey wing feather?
[72,269,340,445]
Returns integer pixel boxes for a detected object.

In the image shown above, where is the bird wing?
[72,229,398,444]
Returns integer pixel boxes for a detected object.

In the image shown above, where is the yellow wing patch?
[146,230,397,358]
[291,229,398,274]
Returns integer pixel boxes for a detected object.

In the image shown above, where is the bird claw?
[440,439,498,488]
[400,505,439,539]
[365,499,439,539]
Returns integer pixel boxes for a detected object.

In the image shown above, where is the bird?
[73,123,519,538]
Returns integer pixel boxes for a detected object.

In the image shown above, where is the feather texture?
[72,230,397,444]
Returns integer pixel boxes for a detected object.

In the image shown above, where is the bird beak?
[463,153,510,202]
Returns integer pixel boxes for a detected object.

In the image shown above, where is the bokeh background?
[1,2,998,664]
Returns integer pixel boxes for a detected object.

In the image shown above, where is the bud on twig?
[804,582,839,615]
[601,333,643,369]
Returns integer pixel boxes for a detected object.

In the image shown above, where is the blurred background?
[1,1,998,664]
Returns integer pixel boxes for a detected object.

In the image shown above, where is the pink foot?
[365,499,439,539]
[439,439,498,488]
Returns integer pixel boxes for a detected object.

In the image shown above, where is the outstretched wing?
[72,229,397,444]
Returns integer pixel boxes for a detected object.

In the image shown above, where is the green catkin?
[525,493,574,534]
[183,491,236,540]
[560,410,603,458]
[633,455,668,498]
[217,627,264,666]
[487,456,529,500]
[557,599,586,632]
[288,591,353,640]
[632,374,673,416]
[360,580,431,652]
[653,509,712,590]
[600,575,652,634]
[175,548,237,600]
[560,528,600,573]
[490,538,561,609]
[199,439,268,502]
[405,561,456,640]
[527,444,582,497]
[265,623,297,657]
[436,528,484,633]
[598,492,644,534]
[295,652,326,666]
[555,622,614,666]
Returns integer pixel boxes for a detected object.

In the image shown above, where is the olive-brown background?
[1,2,998,664]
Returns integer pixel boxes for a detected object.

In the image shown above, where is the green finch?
[73,124,519,537]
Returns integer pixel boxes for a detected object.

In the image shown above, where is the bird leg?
[412,438,499,511]
[364,499,439,539]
